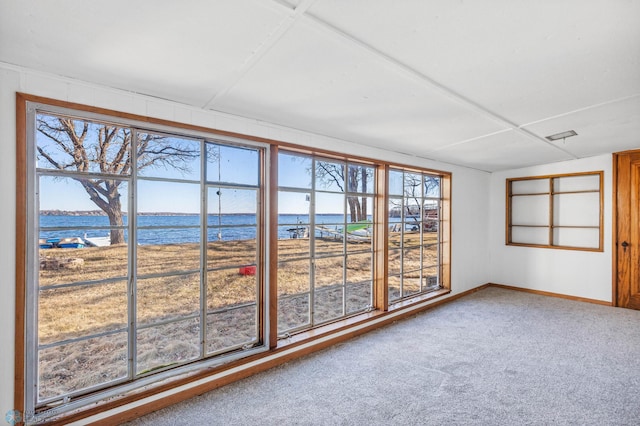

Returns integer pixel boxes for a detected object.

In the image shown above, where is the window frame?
[15,94,451,424]
[506,171,604,251]
[23,100,271,420]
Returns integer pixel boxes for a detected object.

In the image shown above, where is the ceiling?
[1,0,639,171]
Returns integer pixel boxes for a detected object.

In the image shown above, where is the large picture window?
[277,152,375,335]
[28,107,266,417]
[388,168,443,303]
[18,97,450,424]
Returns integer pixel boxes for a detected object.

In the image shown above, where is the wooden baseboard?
[488,283,613,306]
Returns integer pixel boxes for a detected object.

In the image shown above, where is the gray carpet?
[127,287,640,425]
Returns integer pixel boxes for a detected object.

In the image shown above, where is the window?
[17,96,451,423]
[506,172,603,251]
[277,152,374,335]
[28,107,267,418]
[388,168,443,302]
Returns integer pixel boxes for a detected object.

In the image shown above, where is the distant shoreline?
[41,210,198,217]
[39,210,319,217]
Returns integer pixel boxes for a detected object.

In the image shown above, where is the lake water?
[39,214,381,245]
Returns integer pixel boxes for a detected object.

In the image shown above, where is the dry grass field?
[36,232,438,400]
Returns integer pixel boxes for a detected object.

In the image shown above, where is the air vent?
[545,130,578,141]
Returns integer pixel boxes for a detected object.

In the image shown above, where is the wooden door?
[615,151,640,309]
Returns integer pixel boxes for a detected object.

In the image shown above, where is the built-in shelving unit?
[506,171,603,251]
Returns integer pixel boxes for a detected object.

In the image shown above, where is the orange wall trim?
[488,283,612,306]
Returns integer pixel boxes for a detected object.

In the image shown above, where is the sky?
[36,118,438,215]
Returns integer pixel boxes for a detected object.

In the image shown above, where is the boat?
[83,235,111,247]
[57,237,85,249]
[39,239,54,249]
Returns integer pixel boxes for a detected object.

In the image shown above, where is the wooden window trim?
[15,93,451,424]
[506,171,604,251]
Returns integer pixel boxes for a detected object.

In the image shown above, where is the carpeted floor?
[126,287,640,425]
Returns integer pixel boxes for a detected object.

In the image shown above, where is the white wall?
[488,154,613,302]
[0,63,491,416]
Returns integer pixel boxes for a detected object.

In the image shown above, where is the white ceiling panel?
[429,131,574,172]
[0,0,289,106]
[212,17,507,152]
[306,0,640,124]
[523,96,640,159]
[1,0,638,171]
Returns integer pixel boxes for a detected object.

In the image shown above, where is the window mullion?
[129,129,139,381]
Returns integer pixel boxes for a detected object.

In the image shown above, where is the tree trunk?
[107,209,126,245]
[103,189,125,245]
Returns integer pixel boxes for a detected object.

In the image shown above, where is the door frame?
[612,149,640,308]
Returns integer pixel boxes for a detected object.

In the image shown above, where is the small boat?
[39,239,54,249]
[57,237,85,249]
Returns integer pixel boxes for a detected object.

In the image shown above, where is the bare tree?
[37,115,199,245]
[315,161,373,222]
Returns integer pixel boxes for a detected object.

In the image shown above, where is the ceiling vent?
[545,130,578,141]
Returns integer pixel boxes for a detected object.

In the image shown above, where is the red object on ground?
[239,265,256,275]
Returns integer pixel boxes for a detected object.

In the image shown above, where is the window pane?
[403,276,422,297]
[388,275,402,302]
[39,175,129,228]
[137,318,200,374]
[278,191,311,219]
[346,280,371,315]
[206,305,258,354]
[424,175,440,198]
[315,192,344,218]
[388,248,402,276]
[315,256,344,287]
[278,258,311,333]
[208,236,257,270]
[138,180,200,216]
[38,332,128,402]
[39,281,127,346]
[404,172,422,198]
[208,187,257,221]
[137,273,200,326]
[39,232,129,286]
[404,248,421,274]
[278,292,310,333]
[316,160,345,192]
[36,113,131,175]
[207,143,259,185]
[278,233,310,260]
[347,164,374,194]
[389,169,403,195]
[423,239,439,268]
[278,259,311,297]
[423,266,439,289]
[207,269,258,311]
[314,255,345,324]
[345,252,372,314]
[136,132,200,181]
[423,200,439,232]
[314,284,344,324]
[403,226,421,248]
[278,152,311,189]
[138,239,200,276]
